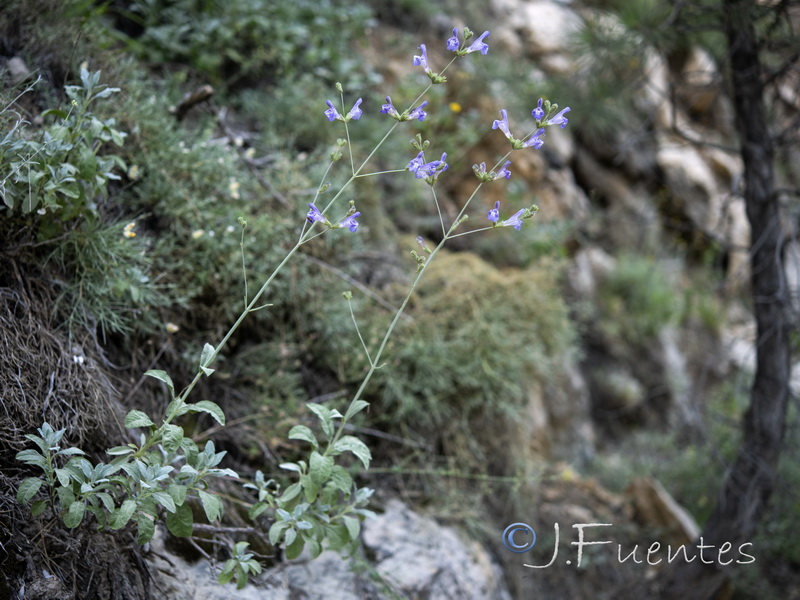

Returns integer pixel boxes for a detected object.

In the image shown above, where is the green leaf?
[63,501,85,528]
[152,491,176,513]
[189,401,226,426]
[325,522,350,551]
[15,449,46,469]
[162,424,184,454]
[31,499,47,517]
[288,425,318,449]
[198,490,223,523]
[285,533,305,560]
[137,513,155,544]
[344,400,369,421]
[56,447,85,457]
[306,403,334,439]
[269,520,290,546]
[107,445,135,456]
[144,370,175,397]
[17,477,43,505]
[166,503,193,538]
[248,502,269,520]
[279,482,302,504]
[124,410,154,429]
[343,515,361,541]
[199,343,216,376]
[110,498,137,529]
[167,483,188,506]
[331,435,371,469]
[300,474,319,503]
[308,451,333,486]
[55,468,71,487]
[328,466,353,494]
[305,536,322,559]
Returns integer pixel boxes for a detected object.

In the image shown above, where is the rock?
[361,499,512,600]
[491,0,583,56]
[148,499,512,600]
[625,477,700,547]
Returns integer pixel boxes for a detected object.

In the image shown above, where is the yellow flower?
[123,222,136,238]
[127,164,140,180]
[191,229,205,239]
[449,102,462,114]
[165,322,180,334]
[229,180,241,199]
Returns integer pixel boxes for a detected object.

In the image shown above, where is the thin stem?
[346,296,374,366]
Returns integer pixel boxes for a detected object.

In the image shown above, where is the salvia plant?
[15,26,570,589]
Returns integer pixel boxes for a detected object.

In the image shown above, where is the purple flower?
[407,151,426,175]
[465,31,490,55]
[347,98,363,120]
[339,212,361,232]
[501,209,525,231]
[381,96,400,118]
[522,128,546,149]
[412,44,432,75]
[547,106,570,129]
[496,160,512,179]
[446,28,460,51]
[491,109,512,140]
[473,161,513,182]
[407,101,428,121]
[531,98,545,121]
[488,201,501,223]
[408,151,448,183]
[325,98,363,122]
[324,100,342,122]
[307,203,327,224]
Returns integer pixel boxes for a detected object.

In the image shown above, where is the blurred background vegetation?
[1,0,798,598]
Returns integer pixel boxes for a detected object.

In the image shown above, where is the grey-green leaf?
[288,425,318,448]
[124,410,154,429]
[198,490,223,522]
[331,435,371,469]
[166,503,193,537]
[16,477,43,505]
[63,501,85,528]
[344,400,369,421]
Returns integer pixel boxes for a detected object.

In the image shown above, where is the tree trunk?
[641,1,792,598]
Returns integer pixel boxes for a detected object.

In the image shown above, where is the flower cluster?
[381,97,428,122]
[492,98,571,150]
[487,201,538,231]
[307,203,361,232]
[473,161,512,183]
[446,28,490,56]
[324,98,363,123]
[407,151,449,185]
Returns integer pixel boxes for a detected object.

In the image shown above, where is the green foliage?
[218,541,262,589]
[0,69,126,219]
[112,0,375,89]
[596,253,681,347]
[373,251,575,435]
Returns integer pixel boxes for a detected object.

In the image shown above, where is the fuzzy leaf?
[343,515,361,541]
[189,401,225,426]
[288,425,318,449]
[344,400,369,421]
[309,451,333,486]
[110,498,137,529]
[166,503,193,538]
[124,410,154,429]
[16,477,43,505]
[331,435,371,469]
[199,343,215,376]
[198,490,223,523]
[137,513,155,544]
[285,533,305,560]
[144,369,175,396]
[152,491,176,513]
[63,501,85,528]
